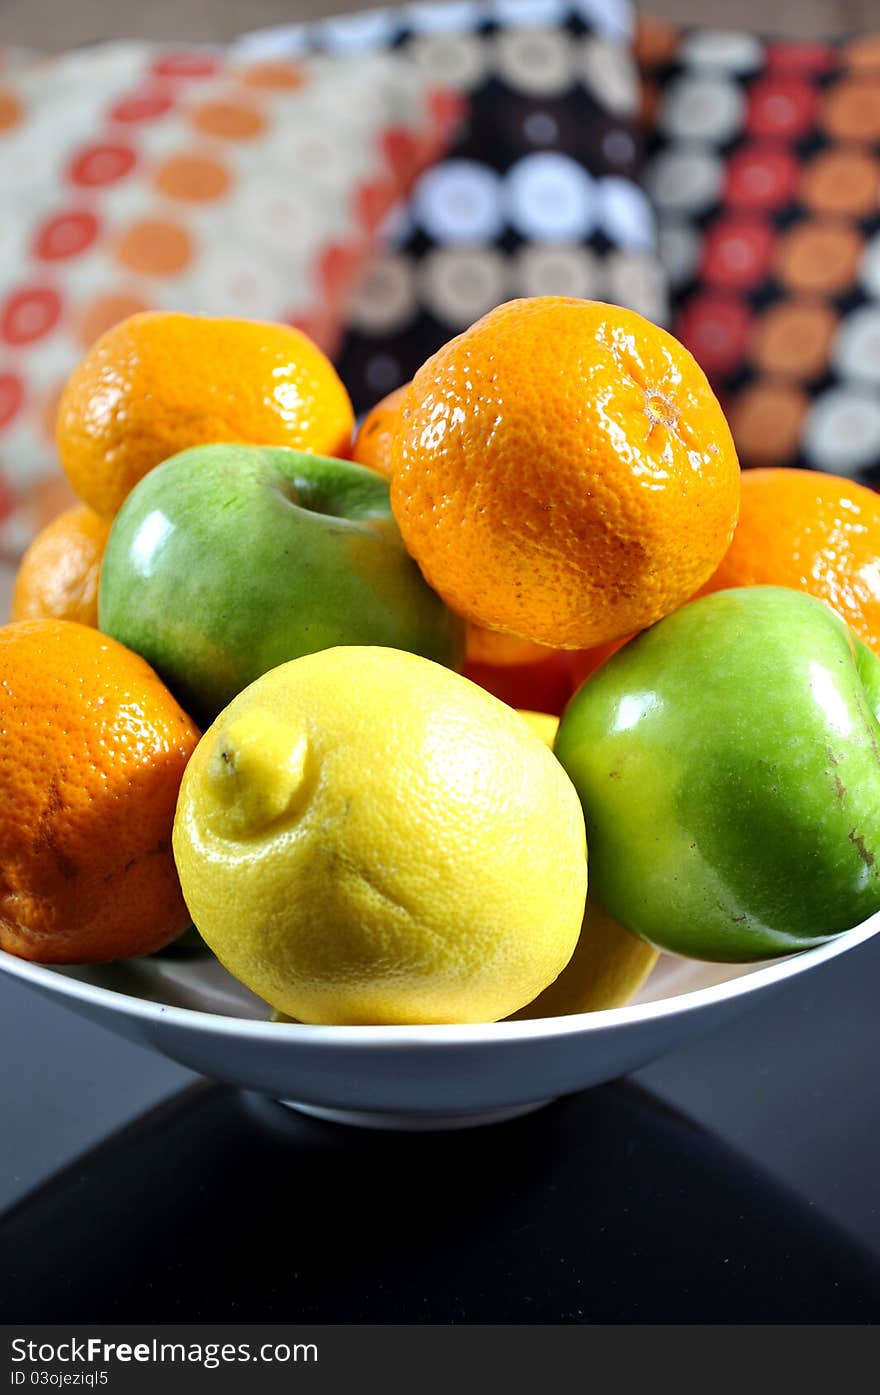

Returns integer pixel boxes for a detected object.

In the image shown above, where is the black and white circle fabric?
[237,0,666,413]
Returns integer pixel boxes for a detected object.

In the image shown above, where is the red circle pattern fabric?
[640,19,880,484]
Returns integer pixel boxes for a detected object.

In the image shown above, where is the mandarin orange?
[467,635,632,713]
[0,620,199,963]
[57,312,354,517]
[463,648,575,717]
[465,623,558,667]
[391,297,740,649]
[569,635,633,690]
[351,384,570,668]
[351,384,408,479]
[11,504,110,627]
[697,467,880,654]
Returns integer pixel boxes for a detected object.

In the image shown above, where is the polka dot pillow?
[0,40,459,555]
[238,0,666,414]
[640,20,880,484]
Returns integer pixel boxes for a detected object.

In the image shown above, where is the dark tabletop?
[2,933,880,1322]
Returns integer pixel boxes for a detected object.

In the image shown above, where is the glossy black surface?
[2,1080,880,1323]
[2,933,880,1322]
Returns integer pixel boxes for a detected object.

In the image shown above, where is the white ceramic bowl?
[3,913,879,1130]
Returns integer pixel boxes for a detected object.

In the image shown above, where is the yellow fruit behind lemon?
[517,709,561,747]
[57,311,355,517]
[512,708,658,1017]
[511,896,659,1019]
[173,646,587,1025]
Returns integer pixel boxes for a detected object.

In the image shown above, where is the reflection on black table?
[2,1081,878,1323]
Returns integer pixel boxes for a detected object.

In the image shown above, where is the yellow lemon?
[511,896,659,1019]
[172,646,587,1025]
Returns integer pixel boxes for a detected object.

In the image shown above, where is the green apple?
[99,444,465,723]
[554,586,880,961]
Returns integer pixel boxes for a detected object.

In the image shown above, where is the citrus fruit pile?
[3,298,880,1025]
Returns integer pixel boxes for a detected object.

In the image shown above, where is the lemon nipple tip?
[208,709,310,834]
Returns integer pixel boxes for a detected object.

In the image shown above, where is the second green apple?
[99,444,465,723]
[555,587,880,961]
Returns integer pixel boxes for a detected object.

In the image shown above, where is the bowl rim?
[2,911,879,1047]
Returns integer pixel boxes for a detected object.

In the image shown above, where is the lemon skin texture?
[173,646,588,1025]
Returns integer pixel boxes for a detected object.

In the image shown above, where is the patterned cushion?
[0,40,457,554]
[640,20,880,483]
[241,0,666,415]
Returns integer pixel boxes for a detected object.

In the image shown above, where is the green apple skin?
[98,444,465,724]
[554,587,880,962]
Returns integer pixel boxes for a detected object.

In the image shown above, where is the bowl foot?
[280,1098,554,1130]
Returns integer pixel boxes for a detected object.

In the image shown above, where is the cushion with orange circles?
[0,40,459,555]
[639,19,880,484]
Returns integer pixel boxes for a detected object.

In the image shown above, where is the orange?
[466,636,631,715]
[11,504,110,627]
[0,619,200,963]
[697,467,880,654]
[465,623,557,667]
[351,384,408,479]
[391,297,740,649]
[569,635,632,691]
[56,311,355,517]
[353,388,559,668]
[463,649,575,717]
